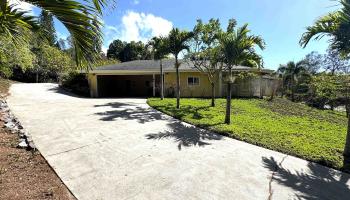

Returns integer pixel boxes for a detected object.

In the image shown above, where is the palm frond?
[219,23,265,68]
[0,3,38,44]
[168,28,193,57]
[26,0,104,68]
[300,12,340,48]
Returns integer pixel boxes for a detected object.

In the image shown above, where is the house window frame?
[187,76,200,86]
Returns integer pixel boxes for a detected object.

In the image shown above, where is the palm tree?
[300,0,350,57]
[148,36,169,100]
[167,28,193,109]
[0,0,112,68]
[219,23,265,124]
[277,61,308,102]
[300,0,350,171]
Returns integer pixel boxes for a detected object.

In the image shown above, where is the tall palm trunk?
[175,56,180,109]
[343,104,350,171]
[211,82,215,107]
[160,59,164,100]
[225,67,232,124]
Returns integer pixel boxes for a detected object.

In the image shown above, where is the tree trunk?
[175,56,180,109]
[36,68,39,83]
[160,59,164,100]
[291,77,295,102]
[259,74,263,99]
[211,82,215,107]
[343,104,350,171]
[225,68,233,125]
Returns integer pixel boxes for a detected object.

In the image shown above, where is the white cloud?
[9,0,34,14]
[102,11,173,53]
[132,0,140,5]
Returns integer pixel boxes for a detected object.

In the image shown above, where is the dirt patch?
[0,79,13,97]
[0,79,76,200]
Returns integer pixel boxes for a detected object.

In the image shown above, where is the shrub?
[60,72,90,97]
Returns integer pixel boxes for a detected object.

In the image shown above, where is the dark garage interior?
[97,75,160,97]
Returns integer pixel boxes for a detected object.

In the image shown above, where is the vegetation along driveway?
[7,83,350,200]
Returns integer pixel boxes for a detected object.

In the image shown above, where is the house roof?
[89,59,274,74]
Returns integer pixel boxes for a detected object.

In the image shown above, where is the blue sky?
[19,0,339,70]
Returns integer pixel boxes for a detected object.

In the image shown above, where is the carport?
[97,74,160,97]
[87,60,177,98]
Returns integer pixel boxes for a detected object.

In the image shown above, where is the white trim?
[187,76,200,87]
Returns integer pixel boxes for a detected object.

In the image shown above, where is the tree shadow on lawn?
[262,156,350,200]
[145,121,223,150]
[153,104,215,121]
[95,102,166,123]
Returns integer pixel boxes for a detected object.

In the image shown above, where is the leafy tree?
[219,21,265,124]
[38,10,57,46]
[324,48,350,75]
[0,34,34,78]
[107,39,126,60]
[167,28,194,109]
[123,41,150,61]
[1,0,112,68]
[277,61,309,102]
[106,40,151,62]
[300,0,350,171]
[303,51,323,74]
[148,36,169,100]
[39,44,73,79]
[189,18,222,107]
[93,58,119,68]
[310,73,343,109]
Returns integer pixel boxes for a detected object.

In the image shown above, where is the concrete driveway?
[7,83,350,200]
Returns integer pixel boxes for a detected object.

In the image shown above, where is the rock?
[17,124,23,129]
[11,127,19,134]
[4,122,15,129]
[1,107,10,112]
[27,141,36,151]
[4,116,12,123]
[18,130,26,138]
[17,139,28,148]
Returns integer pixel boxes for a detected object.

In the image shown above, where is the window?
[187,77,200,86]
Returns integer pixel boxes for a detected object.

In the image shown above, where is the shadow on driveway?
[94,101,224,150]
[262,156,350,200]
[146,121,223,150]
[95,102,165,123]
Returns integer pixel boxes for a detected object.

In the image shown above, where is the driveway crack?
[47,138,111,157]
[267,155,288,200]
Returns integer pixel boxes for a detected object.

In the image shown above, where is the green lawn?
[147,97,348,170]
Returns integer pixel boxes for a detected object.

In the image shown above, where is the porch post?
[152,74,156,97]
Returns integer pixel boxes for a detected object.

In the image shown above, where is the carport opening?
[97,75,160,97]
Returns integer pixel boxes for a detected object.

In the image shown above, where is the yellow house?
[87,59,275,98]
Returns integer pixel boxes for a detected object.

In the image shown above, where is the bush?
[60,72,90,97]
[11,66,60,83]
